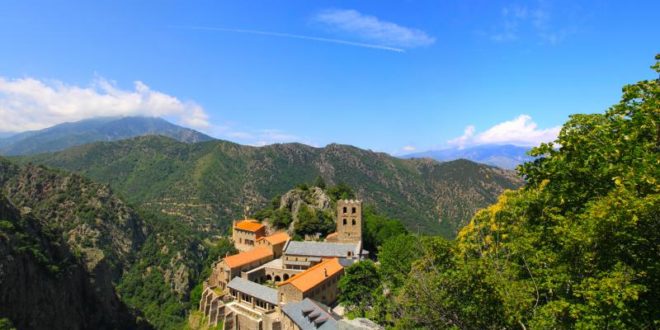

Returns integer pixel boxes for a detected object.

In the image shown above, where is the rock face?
[0,159,147,279]
[279,187,333,226]
[0,158,150,329]
[0,195,146,329]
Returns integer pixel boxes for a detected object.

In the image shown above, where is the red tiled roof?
[224,247,273,269]
[258,232,290,245]
[234,220,265,232]
[278,258,343,292]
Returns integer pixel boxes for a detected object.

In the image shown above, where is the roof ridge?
[277,258,341,289]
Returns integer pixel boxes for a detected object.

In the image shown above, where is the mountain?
[0,158,149,329]
[0,116,214,156]
[404,145,533,169]
[22,136,524,238]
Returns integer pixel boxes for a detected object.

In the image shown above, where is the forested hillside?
[22,138,522,238]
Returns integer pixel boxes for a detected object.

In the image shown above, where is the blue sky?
[0,0,658,154]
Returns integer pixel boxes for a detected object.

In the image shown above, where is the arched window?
[274,275,281,282]
[352,219,356,226]
[343,219,347,225]
[284,274,290,280]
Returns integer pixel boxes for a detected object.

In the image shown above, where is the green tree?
[313,176,327,189]
[338,261,381,317]
[377,234,423,289]
[326,183,356,201]
[294,205,334,237]
[362,205,408,254]
[383,55,660,329]
[451,55,660,329]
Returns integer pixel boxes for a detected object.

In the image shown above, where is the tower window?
[352,219,356,226]
[352,207,356,214]
[343,218,347,225]
[343,207,347,213]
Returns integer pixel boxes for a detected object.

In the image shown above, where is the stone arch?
[283,274,290,280]
[266,274,273,281]
[274,275,281,282]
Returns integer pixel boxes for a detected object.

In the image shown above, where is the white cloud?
[218,128,315,147]
[401,145,416,152]
[313,9,435,48]
[489,2,575,45]
[0,76,210,132]
[448,115,560,148]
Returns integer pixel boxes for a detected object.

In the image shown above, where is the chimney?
[324,268,328,277]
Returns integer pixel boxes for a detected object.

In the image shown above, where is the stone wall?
[336,200,362,242]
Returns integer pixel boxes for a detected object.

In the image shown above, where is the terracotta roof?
[224,247,273,269]
[258,232,290,245]
[234,220,265,232]
[325,232,338,240]
[278,258,343,293]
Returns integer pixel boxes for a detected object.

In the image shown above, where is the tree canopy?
[352,55,659,329]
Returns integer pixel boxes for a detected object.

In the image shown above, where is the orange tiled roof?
[278,258,343,292]
[258,232,290,245]
[234,220,265,232]
[224,246,273,269]
[325,232,338,239]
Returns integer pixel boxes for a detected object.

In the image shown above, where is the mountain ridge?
[403,144,533,169]
[21,135,524,238]
[0,116,214,156]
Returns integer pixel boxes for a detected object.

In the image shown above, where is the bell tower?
[336,200,362,242]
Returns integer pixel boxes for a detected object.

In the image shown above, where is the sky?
[0,0,658,155]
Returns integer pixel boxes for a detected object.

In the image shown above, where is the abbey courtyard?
[199,200,382,330]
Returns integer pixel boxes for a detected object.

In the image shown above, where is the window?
[352,207,356,214]
[343,219,347,225]
[352,219,356,225]
[343,207,347,213]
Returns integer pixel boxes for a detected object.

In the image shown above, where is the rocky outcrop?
[0,195,148,330]
[279,187,332,226]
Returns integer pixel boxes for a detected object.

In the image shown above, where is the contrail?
[169,25,405,53]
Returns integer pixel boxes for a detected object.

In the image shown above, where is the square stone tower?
[336,199,362,242]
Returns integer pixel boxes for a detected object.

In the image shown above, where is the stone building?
[278,258,344,306]
[326,200,361,243]
[209,246,273,290]
[201,199,372,329]
[223,277,281,330]
[281,298,339,330]
[256,231,290,258]
[232,219,267,252]
[282,241,362,270]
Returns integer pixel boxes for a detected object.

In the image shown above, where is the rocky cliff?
[0,195,147,329]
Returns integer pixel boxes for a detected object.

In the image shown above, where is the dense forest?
[336,55,659,329]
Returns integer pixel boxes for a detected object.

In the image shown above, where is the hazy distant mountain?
[0,116,214,155]
[404,145,533,169]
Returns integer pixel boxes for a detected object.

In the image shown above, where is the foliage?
[372,55,660,329]
[362,205,408,255]
[0,318,15,330]
[326,183,356,201]
[313,175,327,189]
[338,261,381,317]
[294,204,335,237]
[377,234,424,289]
